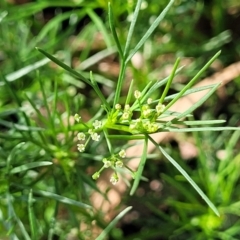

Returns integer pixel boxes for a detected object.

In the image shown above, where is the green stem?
[113,61,127,107]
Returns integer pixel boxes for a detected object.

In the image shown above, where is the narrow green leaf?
[124,0,143,57]
[159,58,180,103]
[164,83,221,101]
[96,206,132,240]
[107,135,145,140]
[161,126,240,132]
[89,72,111,111]
[7,193,31,240]
[108,3,123,58]
[79,46,117,70]
[4,1,85,21]
[10,162,52,175]
[6,142,25,174]
[177,120,226,125]
[0,119,43,131]
[86,8,112,48]
[1,58,50,86]
[32,189,92,209]
[28,189,37,240]
[33,10,86,46]
[125,79,135,105]
[126,0,176,63]
[177,82,221,119]
[36,48,91,85]
[130,136,148,195]
[149,136,220,216]
[23,93,49,126]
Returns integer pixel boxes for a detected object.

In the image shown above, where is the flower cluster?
[91,149,131,185]
[75,114,102,153]
[109,90,165,133]
[75,89,166,185]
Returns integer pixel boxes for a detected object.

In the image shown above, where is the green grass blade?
[0,119,43,131]
[79,46,117,70]
[6,142,25,174]
[10,162,53,175]
[163,51,221,112]
[149,136,220,216]
[96,206,132,240]
[86,8,112,48]
[23,93,50,126]
[4,1,86,21]
[1,58,50,86]
[33,10,86,46]
[177,83,221,119]
[36,48,92,86]
[32,189,92,209]
[108,3,123,58]
[123,0,143,58]
[28,189,37,240]
[130,136,148,195]
[7,193,31,240]
[126,0,176,63]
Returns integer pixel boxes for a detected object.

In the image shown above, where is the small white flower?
[91,132,100,141]
[93,120,102,129]
[110,173,119,185]
[77,132,85,141]
[147,98,153,104]
[115,160,123,168]
[74,114,81,122]
[119,149,126,158]
[156,103,165,114]
[115,103,121,110]
[103,158,112,168]
[77,144,85,152]
[134,90,141,99]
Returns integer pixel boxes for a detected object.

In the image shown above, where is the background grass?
[1,0,240,239]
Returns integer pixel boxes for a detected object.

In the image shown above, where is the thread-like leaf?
[149,136,219,216]
[130,136,148,195]
[96,206,132,240]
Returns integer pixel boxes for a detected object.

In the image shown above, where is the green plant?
[38,0,239,215]
[1,0,240,239]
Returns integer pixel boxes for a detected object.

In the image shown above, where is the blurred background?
[1,0,240,239]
